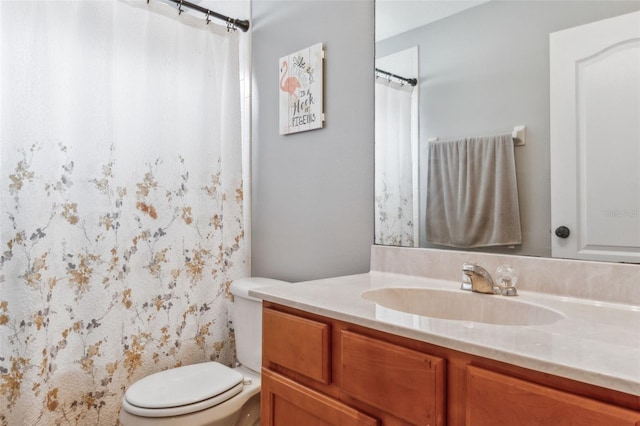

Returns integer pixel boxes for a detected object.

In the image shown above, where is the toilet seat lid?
[125,362,244,409]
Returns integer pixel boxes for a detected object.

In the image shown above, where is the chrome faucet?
[461,262,518,296]
[462,262,502,295]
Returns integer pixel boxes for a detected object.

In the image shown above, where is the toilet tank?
[229,277,289,373]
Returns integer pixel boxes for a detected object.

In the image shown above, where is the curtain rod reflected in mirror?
[375,68,417,87]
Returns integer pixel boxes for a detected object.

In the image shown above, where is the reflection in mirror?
[374,0,640,262]
[375,48,419,247]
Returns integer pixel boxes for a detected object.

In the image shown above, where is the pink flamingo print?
[280,60,301,100]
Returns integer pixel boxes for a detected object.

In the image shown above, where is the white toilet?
[120,277,288,426]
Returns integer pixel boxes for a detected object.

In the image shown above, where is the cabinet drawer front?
[340,330,445,426]
[263,308,331,384]
[262,369,378,426]
[467,365,640,426]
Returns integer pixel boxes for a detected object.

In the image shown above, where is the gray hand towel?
[426,135,522,248]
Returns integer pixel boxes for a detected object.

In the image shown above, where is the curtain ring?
[205,11,211,25]
[178,0,184,15]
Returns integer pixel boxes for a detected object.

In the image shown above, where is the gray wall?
[377,1,640,257]
[251,1,375,282]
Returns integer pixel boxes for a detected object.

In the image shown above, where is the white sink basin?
[361,287,564,326]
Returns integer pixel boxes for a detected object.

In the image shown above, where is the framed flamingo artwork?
[279,43,325,135]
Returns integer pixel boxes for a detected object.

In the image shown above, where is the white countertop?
[250,271,640,396]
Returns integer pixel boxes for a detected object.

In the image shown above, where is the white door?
[550,11,640,263]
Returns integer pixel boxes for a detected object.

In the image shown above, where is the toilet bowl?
[120,277,288,426]
[120,364,260,426]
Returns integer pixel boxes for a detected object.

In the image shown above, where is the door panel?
[550,11,640,262]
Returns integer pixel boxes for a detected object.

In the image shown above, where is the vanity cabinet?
[261,303,640,426]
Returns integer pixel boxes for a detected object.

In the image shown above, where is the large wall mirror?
[374,0,640,263]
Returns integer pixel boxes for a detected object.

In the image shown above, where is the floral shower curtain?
[0,1,247,424]
[375,80,417,247]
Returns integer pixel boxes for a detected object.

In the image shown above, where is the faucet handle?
[496,264,518,296]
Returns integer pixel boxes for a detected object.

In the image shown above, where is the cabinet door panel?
[340,330,445,426]
[263,308,331,384]
[466,365,640,426]
[262,369,378,426]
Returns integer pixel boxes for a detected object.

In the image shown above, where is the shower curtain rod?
[375,68,417,87]
[163,0,250,32]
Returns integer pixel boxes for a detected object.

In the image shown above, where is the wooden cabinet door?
[340,330,445,426]
[263,308,331,384]
[466,365,640,426]
[262,369,378,426]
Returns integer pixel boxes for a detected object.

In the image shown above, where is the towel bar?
[428,125,527,146]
